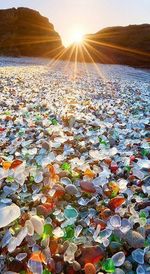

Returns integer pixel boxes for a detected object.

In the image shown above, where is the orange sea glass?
[84,263,96,274]
[108,197,125,210]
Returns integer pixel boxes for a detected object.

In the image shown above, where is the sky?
[0,0,150,46]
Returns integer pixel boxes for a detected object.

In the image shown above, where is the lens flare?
[67,28,84,45]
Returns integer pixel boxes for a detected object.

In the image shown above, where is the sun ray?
[85,38,150,57]
[67,28,84,46]
[43,44,64,57]
[20,21,61,36]
[47,46,68,69]
[73,44,79,79]
[14,38,62,48]
[79,44,89,76]
[83,42,115,92]
[64,44,76,72]
[81,43,106,80]
[83,40,115,64]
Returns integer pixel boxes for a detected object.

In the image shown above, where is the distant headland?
[0,7,149,68]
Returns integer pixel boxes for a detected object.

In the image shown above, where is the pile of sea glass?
[0,59,150,274]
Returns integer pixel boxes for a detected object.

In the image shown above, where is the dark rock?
[0,7,64,58]
[63,24,150,68]
[1,8,149,68]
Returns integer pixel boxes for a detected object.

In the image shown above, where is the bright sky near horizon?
[0,0,150,46]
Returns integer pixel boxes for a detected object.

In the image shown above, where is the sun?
[64,26,85,47]
[70,29,84,44]
[72,30,84,44]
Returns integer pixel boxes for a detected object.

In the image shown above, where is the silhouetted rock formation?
[0,8,149,68]
[63,24,150,68]
[0,7,64,58]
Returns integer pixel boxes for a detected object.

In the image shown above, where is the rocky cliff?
[0,8,149,67]
[63,24,150,68]
[0,7,64,57]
